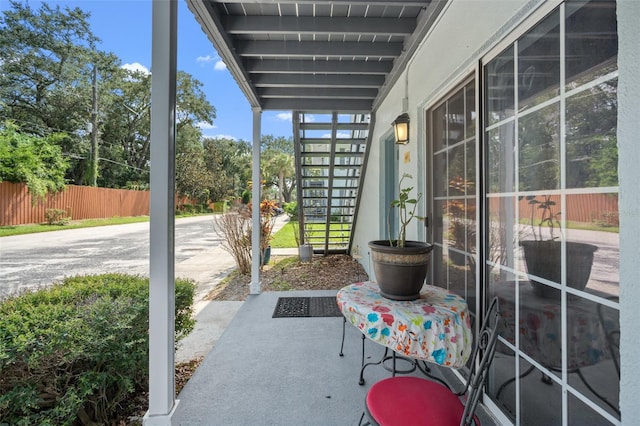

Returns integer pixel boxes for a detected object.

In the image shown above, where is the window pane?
[487,122,515,193]
[487,195,517,271]
[465,82,476,138]
[518,103,560,191]
[518,10,560,111]
[434,151,447,197]
[566,0,618,89]
[447,145,465,195]
[566,80,618,189]
[432,245,445,288]
[434,199,445,246]
[568,390,618,425]
[448,89,465,145]
[486,46,515,125]
[466,141,476,194]
[566,192,619,298]
[432,103,447,152]
[567,298,620,420]
[519,360,562,426]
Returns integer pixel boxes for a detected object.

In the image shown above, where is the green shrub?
[0,274,195,425]
[283,201,298,219]
[212,200,230,213]
[44,208,70,225]
[241,189,251,204]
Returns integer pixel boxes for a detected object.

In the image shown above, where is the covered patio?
[144,0,640,424]
[170,290,497,425]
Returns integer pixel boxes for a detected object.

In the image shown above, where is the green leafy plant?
[524,194,561,241]
[44,208,70,225]
[0,274,195,425]
[387,173,424,248]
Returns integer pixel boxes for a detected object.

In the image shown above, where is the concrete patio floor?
[171,290,499,425]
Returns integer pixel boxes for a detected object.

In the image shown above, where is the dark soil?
[205,254,369,301]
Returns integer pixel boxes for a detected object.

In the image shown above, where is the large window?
[483,1,619,424]
[428,78,477,314]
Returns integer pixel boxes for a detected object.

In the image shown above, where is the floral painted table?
[337,281,473,369]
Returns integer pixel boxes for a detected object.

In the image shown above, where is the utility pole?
[90,64,99,187]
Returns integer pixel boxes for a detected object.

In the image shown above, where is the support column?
[250,107,262,294]
[144,0,178,424]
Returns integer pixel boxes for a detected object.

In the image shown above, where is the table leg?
[496,365,536,400]
[358,347,419,385]
[339,316,346,357]
[359,347,390,385]
[575,368,620,416]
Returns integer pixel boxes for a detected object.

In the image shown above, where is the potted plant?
[520,194,598,297]
[368,174,434,300]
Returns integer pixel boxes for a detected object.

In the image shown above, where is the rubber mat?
[272,296,342,318]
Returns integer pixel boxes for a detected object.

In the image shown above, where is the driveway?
[0,215,235,301]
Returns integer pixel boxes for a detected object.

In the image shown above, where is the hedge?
[0,274,196,425]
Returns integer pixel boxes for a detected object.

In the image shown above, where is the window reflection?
[486,46,515,125]
[518,10,560,111]
[565,0,618,89]
[493,280,620,420]
[518,103,560,191]
[484,0,619,423]
[566,80,618,189]
[487,123,515,193]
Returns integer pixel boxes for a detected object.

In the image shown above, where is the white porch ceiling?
[186,0,447,112]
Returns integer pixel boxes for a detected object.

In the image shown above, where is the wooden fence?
[0,182,195,226]
[488,193,619,226]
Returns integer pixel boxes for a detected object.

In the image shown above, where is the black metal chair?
[359,297,501,426]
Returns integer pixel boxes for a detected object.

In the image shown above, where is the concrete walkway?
[175,215,297,364]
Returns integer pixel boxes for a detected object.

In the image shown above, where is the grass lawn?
[269,220,353,248]
[0,213,214,238]
[269,221,297,248]
[0,216,151,237]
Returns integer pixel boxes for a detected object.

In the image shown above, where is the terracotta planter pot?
[368,240,434,301]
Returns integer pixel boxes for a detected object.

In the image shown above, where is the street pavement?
[0,214,292,301]
[0,213,294,363]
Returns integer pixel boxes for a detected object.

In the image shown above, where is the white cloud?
[197,121,216,130]
[276,112,292,121]
[205,134,238,141]
[196,55,215,63]
[121,62,150,75]
[197,54,227,71]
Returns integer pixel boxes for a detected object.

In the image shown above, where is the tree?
[176,143,212,204]
[0,122,68,201]
[203,137,252,201]
[261,135,296,203]
[0,1,119,185]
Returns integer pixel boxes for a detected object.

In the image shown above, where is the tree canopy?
[0,1,294,204]
[0,122,69,201]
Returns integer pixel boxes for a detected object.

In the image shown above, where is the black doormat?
[272,296,342,318]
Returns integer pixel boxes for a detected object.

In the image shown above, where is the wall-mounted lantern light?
[392,113,410,145]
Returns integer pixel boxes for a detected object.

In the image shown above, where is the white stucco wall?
[353,0,529,265]
[617,0,640,422]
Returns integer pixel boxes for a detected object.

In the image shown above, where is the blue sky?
[9,0,294,142]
